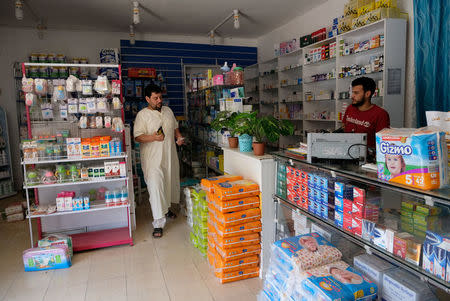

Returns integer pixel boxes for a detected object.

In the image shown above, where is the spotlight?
[132,1,140,25]
[233,9,240,29]
[15,0,23,20]
[129,24,135,45]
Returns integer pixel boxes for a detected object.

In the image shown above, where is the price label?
[331,171,336,178]
[424,196,434,207]
[288,159,294,166]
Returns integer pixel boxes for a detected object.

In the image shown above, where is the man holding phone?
[134,84,184,238]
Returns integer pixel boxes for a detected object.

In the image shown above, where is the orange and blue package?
[201,175,243,193]
[214,196,260,213]
[213,180,260,201]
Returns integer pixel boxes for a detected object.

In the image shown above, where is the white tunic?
[133,106,180,220]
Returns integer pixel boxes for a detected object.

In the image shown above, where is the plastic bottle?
[120,186,128,205]
[105,190,113,207]
[113,189,121,206]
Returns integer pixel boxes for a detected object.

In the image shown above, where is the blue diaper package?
[300,262,377,301]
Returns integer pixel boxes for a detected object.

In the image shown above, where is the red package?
[343,199,353,215]
[299,197,308,209]
[352,202,364,218]
[352,216,362,237]
[343,215,353,233]
[353,187,366,205]
[287,189,297,203]
[300,171,308,184]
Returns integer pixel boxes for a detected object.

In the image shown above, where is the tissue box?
[354,254,394,298]
[393,232,413,259]
[382,269,436,301]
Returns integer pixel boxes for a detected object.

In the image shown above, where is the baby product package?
[38,234,73,257]
[217,266,259,284]
[376,127,449,190]
[299,261,378,301]
[215,243,261,261]
[214,254,259,275]
[200,175,243,193]
[214,196,260,213]
[214,232,260,250]
[214,220,262,238]
[271,233,342,273]
[213,180,260,201]
[213,207,261,227]
[23,246,71,272]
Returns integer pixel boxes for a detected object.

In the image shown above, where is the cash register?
[306,133,367,165]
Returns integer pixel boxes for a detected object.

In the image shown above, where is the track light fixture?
[209,30,215,45]
[129,24,135,45]
[132,1,140,25]
[15,0,24,20]
[233,9,240,29]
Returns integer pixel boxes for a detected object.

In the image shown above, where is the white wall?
[0,27,257,190]
[257,0,416,127]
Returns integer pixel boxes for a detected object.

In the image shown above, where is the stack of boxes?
[400,201,441,240]
[201,175,261,283]
[423,231,450,282]
[189,189,209,256]
[276,163,287,199]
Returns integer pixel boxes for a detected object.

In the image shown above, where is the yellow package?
[201,175,243,193]
[215,242,261,261]
[375,0,396,8]
[213,180,260,201]
[213,207,261,227]
[217,267,259,284]
[215,220,262,238]
[214,196,260,213]
[214,232,260,250]
[358,0,375,16]
[214,254,259,275]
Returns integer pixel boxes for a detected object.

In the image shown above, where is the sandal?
[152,227,163,238]
[165,210,177,219]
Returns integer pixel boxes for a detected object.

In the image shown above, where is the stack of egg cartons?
[190,189,209,256]
[202,176,262,283]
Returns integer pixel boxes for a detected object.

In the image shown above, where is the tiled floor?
[0,195,262,301]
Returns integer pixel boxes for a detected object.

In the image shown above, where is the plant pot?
[252,142,265,156]
[228,137,238,148]
[238,134,253,152]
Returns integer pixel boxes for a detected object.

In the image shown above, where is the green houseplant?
[210,111,239,148]
[233,112,256,152]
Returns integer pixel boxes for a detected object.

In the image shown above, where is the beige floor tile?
[88,257,125,282]
[0,271,18,300]
[2,287,48,301]
[241,277,263,295]
[126,272,169,301]
[43,282,87,301]
[85,276,127,301]
[50,265,90,287]
[214,292,258,301]
[167,280,214,301]
[89,245,126,265]
[8,270,53,291]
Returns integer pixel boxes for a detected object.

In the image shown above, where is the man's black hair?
[352,77,376,98]
[144,84,162,98]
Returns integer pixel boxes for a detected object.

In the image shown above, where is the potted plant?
[210,111,239,148]
[233,112,256,152]
[250,115,294,156]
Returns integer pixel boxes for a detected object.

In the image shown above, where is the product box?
[343,199,353,215]
[299,196,308,209]
[215,243,260,261]
[335,210,343,228]
[353,254,394,298]
[405,238,422,266]
[393,232,413,259]
[382,269,436,301]
[321,203,328,219]
[373,226,387,250]
[23,246,71,272]
[300,170,308,184]
[352,202,364,218]
[385,228,395,253]
[376,128,449,190]
[352,216,363,237]
[343,214,353,232]
[66,138,82,159]
[38,234,73,257]
[335,196,344,211]
[422,241,434,274]
[362,219,376,242]
[200,175,243,193]
[214,254,259,275]
[214,196,260,213]
[353,187,366,204]
[446,252,450,282]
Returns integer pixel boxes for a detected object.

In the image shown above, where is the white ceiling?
[0,0,327,38]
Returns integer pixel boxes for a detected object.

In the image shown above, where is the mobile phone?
[157,126,164,136]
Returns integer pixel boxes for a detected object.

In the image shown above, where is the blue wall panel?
[120,39,257,117]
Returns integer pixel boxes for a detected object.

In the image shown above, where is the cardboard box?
[393,232,413,259]
[343,215,353,232]
[335,196,344,211]
[353,187,366,204]
[422,241,434,274]
[405,238,422,266]
[386,229,395,253]
[352,216,363,237]
[352,202,364,218]
[343,199,353,215]
[373,226,387,250]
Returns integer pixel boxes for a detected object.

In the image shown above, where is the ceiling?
[0,0,327,38]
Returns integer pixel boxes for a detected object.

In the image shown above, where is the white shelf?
[304,57,336,67]
[340,45,384,59]
[277,48,302,58]
[279,65,302,72]
[24,177,128,189]
[27,201,130,219]
[337,71,383,80]
[338,19,385,38]
[303,78,336,84]
[280,83,302,88]
[302,36,337,49]
[22,154,127,165]
[23,63,120,68]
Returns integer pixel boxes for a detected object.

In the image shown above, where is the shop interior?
[0,0,449,300]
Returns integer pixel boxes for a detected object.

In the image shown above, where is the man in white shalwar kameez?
[134,84,184,238]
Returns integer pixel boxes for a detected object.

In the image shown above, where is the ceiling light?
[15,0,24,20]
[209,30,215,45]
[129,24,135,45]
[132,1,140,25]
[233,9,240,29]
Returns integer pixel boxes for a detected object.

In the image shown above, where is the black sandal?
[152,228,163,238]
[165,210,177,219]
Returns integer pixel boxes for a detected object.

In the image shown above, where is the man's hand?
[176,136,185,146]
[152,131,165,142]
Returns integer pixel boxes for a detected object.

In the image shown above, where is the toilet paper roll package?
[23,246,71,271]
[376,127,449,190]
[271,233,342,273]
[298,261,377,301]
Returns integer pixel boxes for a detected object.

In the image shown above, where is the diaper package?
[38,234,73,257]
[376,127,449,190]
[213,180,260,201]
[214,232,260,250]
[272,233,342,273]
[214,220,262,238]
[217,266,259,284]
[214,196,260,213]
[23,246,71,271]
[213,207,261,227]
[214,254,259,275]
[201,175,243,193]
[215,243,261,261]
[299,262,377,301]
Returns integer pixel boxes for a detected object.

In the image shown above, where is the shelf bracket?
[424,196,434,207]
[364,245,372,255]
